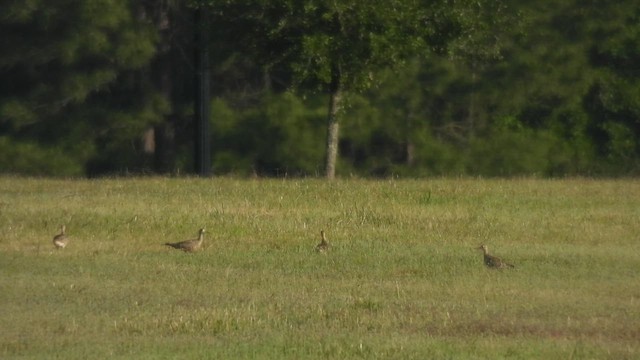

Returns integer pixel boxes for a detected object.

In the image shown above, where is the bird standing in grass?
[53,225,69,249]
[315,230,330,253]
[477,244,514,269]
[165,228,205,252]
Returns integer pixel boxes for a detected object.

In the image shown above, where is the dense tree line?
[0,0,638,177]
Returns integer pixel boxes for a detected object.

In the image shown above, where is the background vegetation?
[1,0,639,177]
[1,177,639,358]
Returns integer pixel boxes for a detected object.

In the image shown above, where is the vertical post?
[194,7,211,176]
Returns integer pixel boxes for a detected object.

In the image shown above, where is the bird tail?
[165,242,179,249]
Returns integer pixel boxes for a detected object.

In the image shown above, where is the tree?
[198,0,473,178]
[135,1,196,174]
[268,1,457,179]
[0,0,157,174]
[584,1,640,174]
[194,7,211,176]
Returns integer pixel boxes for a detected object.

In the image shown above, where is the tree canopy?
[1,0,639,177]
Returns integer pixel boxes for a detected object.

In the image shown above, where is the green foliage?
[466,128,553,177]
[582,2,640,174]
[0,0,158,176]
[0,0,156,119]
[223,0,434,92]
[0,137,85,176]
[211,93,326,176]
[2,0,640,177]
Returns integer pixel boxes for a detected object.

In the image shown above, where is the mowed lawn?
[0,177,638,359]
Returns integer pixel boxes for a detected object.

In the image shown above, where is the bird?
[477,244,514,269]
[315,230,330,253]
[165,228,206,252]
[53,225,69,249]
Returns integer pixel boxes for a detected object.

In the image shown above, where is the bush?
[211,93,326,176]
[466,127,558,177]
[0,137,84,176]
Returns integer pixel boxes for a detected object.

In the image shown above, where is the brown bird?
[315,230,330,253]
[53,225,69,249]
[477,244,514,269]
[165,228,205,252]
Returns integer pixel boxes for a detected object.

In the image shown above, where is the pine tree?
[0,0,157,175]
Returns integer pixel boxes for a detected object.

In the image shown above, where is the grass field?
[1,176,639,359]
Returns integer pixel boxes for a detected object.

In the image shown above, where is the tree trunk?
[405,112,415,166]
[149,3,175,174]
[467,61,478,139]
[154,120,175,173]
[194,7,211,176]
[406,142,415,166]
[325,66,342,179]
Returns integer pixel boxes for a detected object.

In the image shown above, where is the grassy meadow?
[0,176,639,359]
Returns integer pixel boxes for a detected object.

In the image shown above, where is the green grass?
[1,177,639,359]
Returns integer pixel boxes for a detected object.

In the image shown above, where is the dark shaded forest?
[1,0,638,177]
